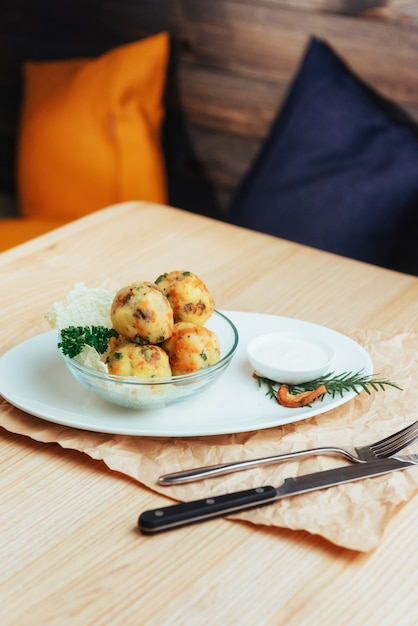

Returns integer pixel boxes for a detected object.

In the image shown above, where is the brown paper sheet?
[2,328,418,551]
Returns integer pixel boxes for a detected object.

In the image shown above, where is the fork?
[158,420,418,485]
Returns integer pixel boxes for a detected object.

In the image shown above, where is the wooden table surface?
[2,201,418,625]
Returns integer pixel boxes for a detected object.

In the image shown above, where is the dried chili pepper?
[277,383,327,408]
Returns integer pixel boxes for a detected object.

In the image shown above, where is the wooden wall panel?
[1,0,417,215]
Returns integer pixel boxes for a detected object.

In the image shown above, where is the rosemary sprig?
[255,370,402,402]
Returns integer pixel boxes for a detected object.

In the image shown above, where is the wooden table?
[2,201,418,625]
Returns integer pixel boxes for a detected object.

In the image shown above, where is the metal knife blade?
[138,457,415,535]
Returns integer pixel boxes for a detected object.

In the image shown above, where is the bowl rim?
[62,310,239,386]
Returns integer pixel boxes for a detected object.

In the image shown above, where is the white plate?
[0,311,372,437]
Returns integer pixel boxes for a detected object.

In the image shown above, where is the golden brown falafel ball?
[155,270,214,325]
[162,322,220,375]
[107,336,172,378]
[111,282,174,344]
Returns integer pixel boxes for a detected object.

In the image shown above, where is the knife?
[138,457,416,534]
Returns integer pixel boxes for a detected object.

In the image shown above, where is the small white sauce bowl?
[247,331,334,385]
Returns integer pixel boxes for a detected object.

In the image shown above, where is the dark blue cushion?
[229,37,418,274]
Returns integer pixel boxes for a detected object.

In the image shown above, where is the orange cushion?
[0,218,67,252]
[18,33,169,221]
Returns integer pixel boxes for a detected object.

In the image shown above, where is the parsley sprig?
[58,326,118,358]
[255,370,402,401]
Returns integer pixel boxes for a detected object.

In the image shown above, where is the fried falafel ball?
[155,270,214,325]
[162,322,220,375]
[111,282,174,344]
[107,336,172,378]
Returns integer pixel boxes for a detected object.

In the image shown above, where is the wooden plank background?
[1,0,417,217]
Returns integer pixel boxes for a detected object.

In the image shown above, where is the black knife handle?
[138,485,278,534]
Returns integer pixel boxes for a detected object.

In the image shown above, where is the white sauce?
[247,331,334,383]
[255,337,328,372]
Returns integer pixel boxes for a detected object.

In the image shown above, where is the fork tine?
[378,430,418,456]
[371,420,418,457]
[371,420,418,449]
[373,422,418,456]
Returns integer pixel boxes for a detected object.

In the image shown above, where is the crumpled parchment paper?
[2,328,418,552]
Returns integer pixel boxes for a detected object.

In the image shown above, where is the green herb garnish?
[255,370,402,402]
[58,326,118,358]
[155,273,167,284]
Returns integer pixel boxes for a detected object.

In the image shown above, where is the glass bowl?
[61,311,239,409]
